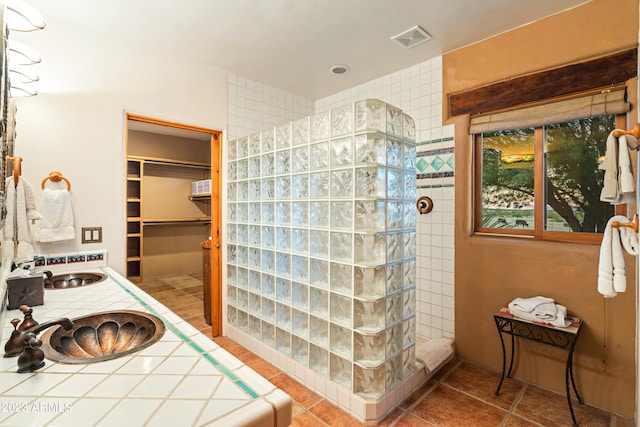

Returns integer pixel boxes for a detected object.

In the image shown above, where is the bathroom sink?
[44,272,107,289]
[40,310,166,363]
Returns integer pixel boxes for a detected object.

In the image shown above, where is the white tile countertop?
[0,267,292,427]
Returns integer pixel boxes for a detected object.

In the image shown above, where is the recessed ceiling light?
[329,64,350,75]
[391,25,432,49]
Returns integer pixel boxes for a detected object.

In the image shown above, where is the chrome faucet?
[4,315,74,358]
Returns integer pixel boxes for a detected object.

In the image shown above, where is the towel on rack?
[597,215,639,298]
[507,298,572,327]
[36,188,75,242]
[2,176,42,264]
[509,296,554,313]
[600,130,639,204]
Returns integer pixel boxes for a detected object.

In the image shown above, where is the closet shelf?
[143,218,211,225]
[129,155,210,169]
[189,193,211,201]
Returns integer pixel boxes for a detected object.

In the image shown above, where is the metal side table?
[494,307,583,426]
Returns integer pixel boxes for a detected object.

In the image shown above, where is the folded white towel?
[532,302,557,320]
[509,296,554,313]
[600,130,638,205]
[508,303,571,328]
[37,188,75,242]
[598,215,638,298]
[415,337,454,373]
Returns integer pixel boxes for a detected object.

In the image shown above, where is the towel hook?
[612,215,639,232]
[6,156,22,187]
[41,171,71,191]
[612,124,640,139]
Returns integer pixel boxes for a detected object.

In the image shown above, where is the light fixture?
[391,25,432,49]
[10,82,37,97]
[4,0,45,32]
[7,39,41,65]
[9,65,38,83]
[329,64,350,75]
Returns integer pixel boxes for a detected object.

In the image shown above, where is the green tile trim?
[418,136,454,146]
[417,183,455,189]
[103,268,260,399]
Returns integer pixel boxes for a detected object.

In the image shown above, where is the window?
[474,113,624,243]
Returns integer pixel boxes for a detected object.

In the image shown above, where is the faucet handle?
[10,318,19,331]
[17,306,39,332]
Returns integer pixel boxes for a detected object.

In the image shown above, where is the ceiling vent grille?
[391,25,432,49]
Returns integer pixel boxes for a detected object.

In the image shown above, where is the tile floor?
[137,274,636,427]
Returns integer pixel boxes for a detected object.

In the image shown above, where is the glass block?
[386,137,403,168]
[387,232,402,262]
[387,201,403,230]
[386,354,402,391]
[237,310,248,332]
[330,201,352,229]
[276,202,291,225]
[237,181,248,202]
[249,180,260,201]
[262,250,275,273]
[262,274,275,298]
[228,224,237,243]
[249,203,260,224]
[276,327,290,355]
[237,289,248,311]
[292,309,308,338]
[354,266,386,299]
[292,255,308,282]
[310,259,329,288]
[248,270,261,293]
[403,289,416,319]
[354,233,386,266]
[330,322,352,359]
[276,302,291,331]
[404,141,416,170]
[292,202,308,226]
[276,253,291,277]
[310,230,329,258]
[249,292,261,316]
[331,169,353,198]
[386,263,402,294]
[262,226,274,249]
[276,227,290,251]
[403,260,416,289]
[354,332,385,367]
[276,176,291,199]
[237,137,248,158]
[262,152,275,176]
[237,159,248,180]
[309,288,328,318]
[237,267,248,288]
[276,123,291,150]
[386,323,402,358]
[248,156,260,178]
[227,285,237,307]
[292,282,308,310]
[309,343,328,376]
[354,200,385,231]
[276,278,291,304]
[311,110,330,142]
[386,105,403,137]
[310,172,330,198]
[291,174,309,199]
[248,133,261,156]
[355,133,386,165]
[275,150,290,174]
[262,321,275,348]
[262,128,275,151]
[292,147,309,173]
[292,228,308,254]
[403,317,416,347]
[310,316,329,348]
[330,353,352,390]
[227,244,237,264]
[249,248,261,270]
[386,293,402,326]
[262,202,274,224]
[227,265,237,285]
[403,345,416,377]
[228,139,237,161]
[354,300,385,333]
[330,232,352,262]
[403,231,416,258]
[354,365,385,400]
[228,183,237,202]
[330,137,353,167]
[330,294,352,328]
[403,113,416,141]
[403,201,417,229]
[355,166,386,198]
[355,99,386,133]
[262,178,274,199]
[329,262,352,296]
[292,335,308,365]
[331,104,353,137]
[310,142,330,170]
[248,225,259,246]
[310,201,330,228]
[237,246,248,266]
[228,161,237,181]
[227,305,236,326]
[404,171,417,199]
[292,117,310,146]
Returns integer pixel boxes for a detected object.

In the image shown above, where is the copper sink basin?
[40,310,166,363]
[44,272,107,289]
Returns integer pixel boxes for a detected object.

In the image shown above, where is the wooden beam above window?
[448,49,638,118]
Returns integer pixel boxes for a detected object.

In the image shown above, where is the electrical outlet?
[82,227,102,243]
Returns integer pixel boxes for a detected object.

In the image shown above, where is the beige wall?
[445,0,639,417]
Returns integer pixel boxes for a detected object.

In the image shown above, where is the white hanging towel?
[600,130,639,205]
[37,188,75,242]
[597,215,639,298]
[2,176,42,264]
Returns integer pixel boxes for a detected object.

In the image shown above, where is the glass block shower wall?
[226,99,417,400]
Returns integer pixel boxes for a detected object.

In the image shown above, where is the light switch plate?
[82,227,102,243]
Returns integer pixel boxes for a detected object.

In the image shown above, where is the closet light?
[4,0,45,32]
[9,65,38,83]
[7,39,40,65]
[10,81,37,97]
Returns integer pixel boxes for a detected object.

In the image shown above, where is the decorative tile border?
[416,146,454,180]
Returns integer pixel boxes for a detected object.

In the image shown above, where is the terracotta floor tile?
[310,400,367,427]
[397,376,438,410]
[291,403,305,418]
[375,407,405,426]
[137,283,175,294]
[393,414,432,426]
[158,294,202,309]
[503,414,540,426]
[444,361,525,409]
[269,373,322,408]
[213,336,249,357]
[289,412,326,427]
[238,352,281,379]
[411,384,507,427]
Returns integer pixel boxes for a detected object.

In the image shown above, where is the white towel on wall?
[37,188,75,242]
[597,215,639,298]
[600,130,639,205]
[2,176,42,264]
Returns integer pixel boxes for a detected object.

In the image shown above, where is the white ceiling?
[25,0,589,100]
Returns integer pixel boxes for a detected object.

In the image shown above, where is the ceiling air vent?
[391,25,432,49]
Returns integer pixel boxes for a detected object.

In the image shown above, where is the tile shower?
[225,99,419,421]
